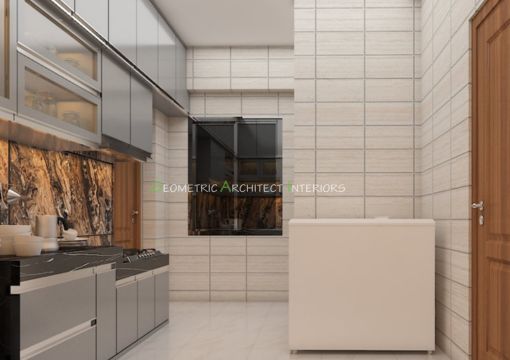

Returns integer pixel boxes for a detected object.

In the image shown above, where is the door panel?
[472,0,510,359]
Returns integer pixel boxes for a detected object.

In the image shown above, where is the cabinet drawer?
[116,281,138,352]
[20,275,96,350]
[30,327,95,360]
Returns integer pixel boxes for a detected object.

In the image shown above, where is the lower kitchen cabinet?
[137,274,156,338]
[155,271,169,326]
[116,280,138,353]
[96,269,117,360]
[31,327,96,360]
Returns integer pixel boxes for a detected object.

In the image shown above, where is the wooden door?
[472,0,510,359]
[113,160,141,249]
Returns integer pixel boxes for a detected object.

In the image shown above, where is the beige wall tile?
[366,55,414,78]
[211,255,246,273]
[231,47,268,59]
[366,174,414,196]
[316,8,364,31]
[231,60,268,78]
[366,8,414,31]
[365,126,414,149]
[317,150,365,172]
[366,150,414,172]
[316,56,364,79]
[247,291,288,302]
[366,32,414,55]
[365,197,414,218]
[247,256,289,273]
[317,32,364,55]
[169,291,210,301]
[316,197,365,218]
[211,273,246,291]
[317,102,364,125]
[366,103,414,125]
[366,79,414,102]
[317,79,364,101]
[247,273,288,291]
[170,256,209,273]
[193,60,230,78]
[316,126,364,149]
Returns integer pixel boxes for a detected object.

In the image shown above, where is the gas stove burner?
[123,248,162,263]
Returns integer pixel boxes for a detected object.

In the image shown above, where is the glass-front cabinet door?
[0,0,16,110]
[18,55,101,143]
[18,0,101,90]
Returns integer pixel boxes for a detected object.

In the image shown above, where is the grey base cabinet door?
[75,0,108,39]
[102,55,131,144]
[130,76,153,153]
[20,276,96,350]
[31,327,96,360]
[116,282,138,352]
[97,270,116,360]
[137,276,155,338]
[155,272,169,326]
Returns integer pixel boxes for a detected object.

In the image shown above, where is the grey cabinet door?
[136,0,158,80]
[130,75,153,153]
[32,327,96,360]
[75,0,108,39]
[137,275,155,337]
[109,0,137,64]
[102,54,131,144]
[158,16,176,97]
[155,272,169,326]
[20,275,96,350]
[96,270,116,360]
[175,38,188,110]
[116,281,138,352]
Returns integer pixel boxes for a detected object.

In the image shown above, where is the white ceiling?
[153,0,294,47]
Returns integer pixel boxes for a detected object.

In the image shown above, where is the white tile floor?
[119,302,450,360]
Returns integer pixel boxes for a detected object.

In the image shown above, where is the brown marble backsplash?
[0,139,113,237]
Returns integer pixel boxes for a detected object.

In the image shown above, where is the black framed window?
[189,117,282,235]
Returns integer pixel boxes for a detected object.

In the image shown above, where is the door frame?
[471,0,501,358]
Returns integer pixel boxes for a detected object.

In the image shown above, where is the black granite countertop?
[0,246,123,283]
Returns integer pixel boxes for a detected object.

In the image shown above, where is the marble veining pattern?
[119,302,450,360]
[0,140,8,225]
[5,142,113,236]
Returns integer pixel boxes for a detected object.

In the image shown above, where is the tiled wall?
[186,47,294,92]
[293,1,421,219]
[418,0,484,359]
[143,89,294,301]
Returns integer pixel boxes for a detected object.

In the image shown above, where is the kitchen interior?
[0,0,503,359]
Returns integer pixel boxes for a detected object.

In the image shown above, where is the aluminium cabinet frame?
[0,0,17,111]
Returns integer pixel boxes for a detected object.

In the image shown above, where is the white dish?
[0,225,32,255]
[14,236,43,257]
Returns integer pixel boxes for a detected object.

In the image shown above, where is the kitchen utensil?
[14,235,43,257]
[0,225,32,255]
[35,215,58,238]
[6,188,22,205]
[62,228,78,241]
[42,237,59,252]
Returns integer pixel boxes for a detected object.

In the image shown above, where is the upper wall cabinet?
[137,0,158,81]
[175,38,188,110]
[18,0,101,90]
[0,0,16,111]
[109,0,137,64]
[102,54,131,144]
[75,0,108,39]
[18,54,101,143]
[131,74,153,153]
[157,16,176,98]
